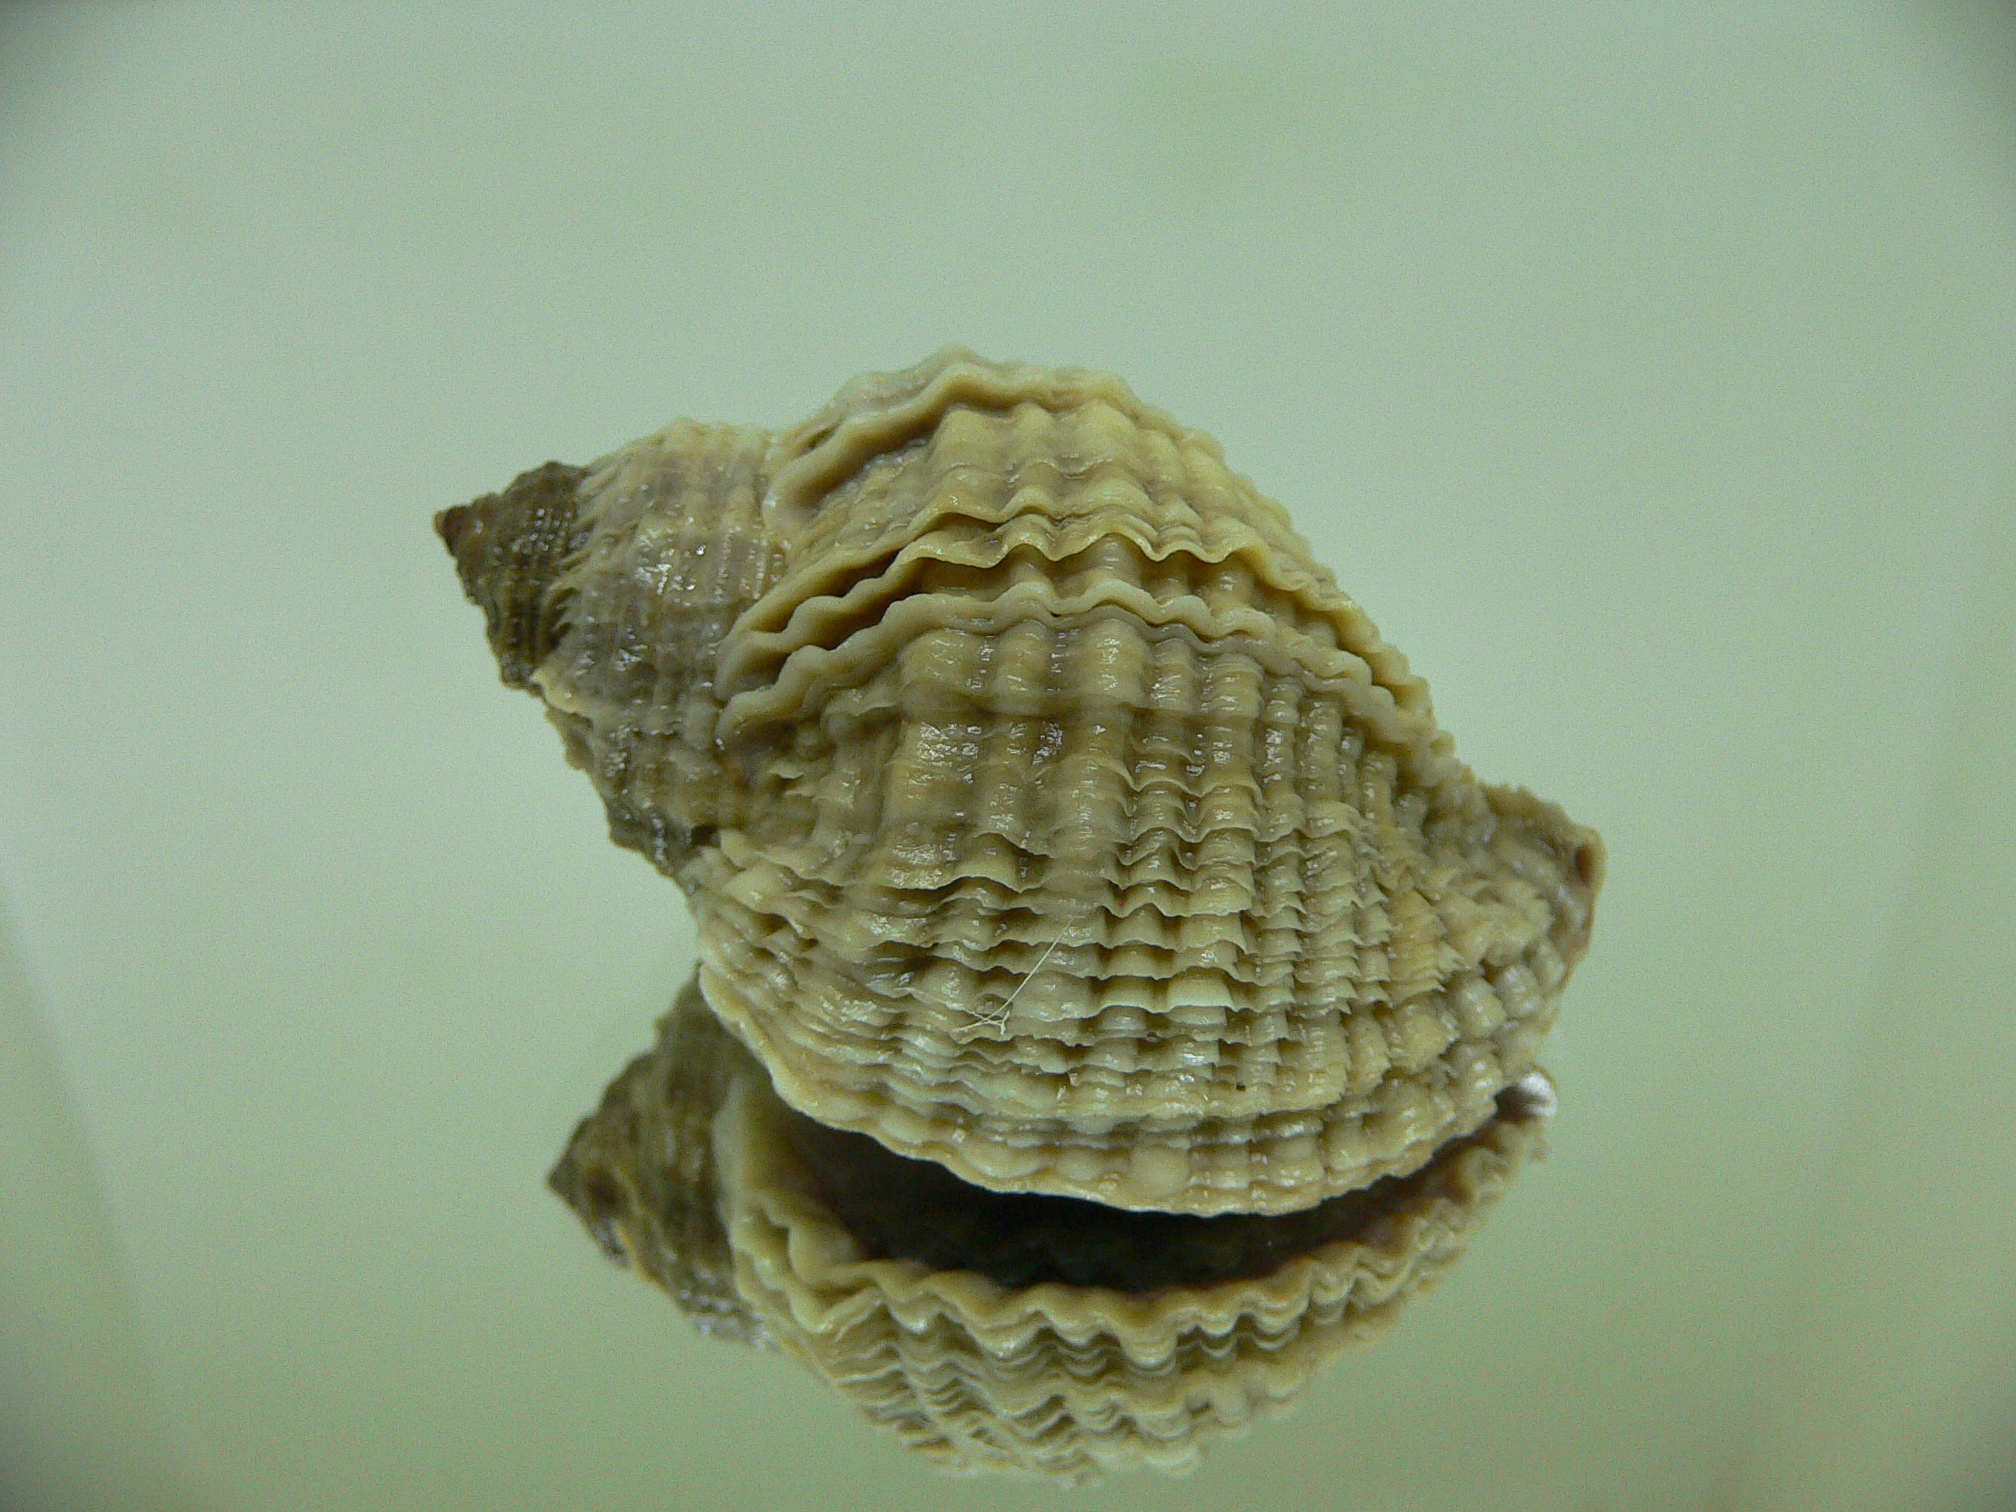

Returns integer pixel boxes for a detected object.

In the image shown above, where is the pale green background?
[2,4,2013,1510]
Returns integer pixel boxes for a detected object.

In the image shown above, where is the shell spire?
[440,421,784,875]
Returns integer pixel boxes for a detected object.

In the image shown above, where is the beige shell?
[552,975,1553,1483]
[441,347,1602,1216]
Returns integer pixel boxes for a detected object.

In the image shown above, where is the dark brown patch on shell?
[437,460,589,689]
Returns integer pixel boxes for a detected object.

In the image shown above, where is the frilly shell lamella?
[440,348,1603,1479]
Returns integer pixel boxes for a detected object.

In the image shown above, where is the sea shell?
[551,975,1554,1483]
[440,348,1603,1220]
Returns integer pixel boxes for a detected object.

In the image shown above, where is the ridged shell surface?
[444,348,1602,1216]
[551,975,1552,1484]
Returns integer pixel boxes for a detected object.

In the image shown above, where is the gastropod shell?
[439,348,1602,1478]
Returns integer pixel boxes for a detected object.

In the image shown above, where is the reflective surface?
[2,5,2013,1510]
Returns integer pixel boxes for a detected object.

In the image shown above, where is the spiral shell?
[442,348,1601,1218]
[551,976,1553,1483]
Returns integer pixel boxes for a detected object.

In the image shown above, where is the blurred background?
[2,4,2012,1509]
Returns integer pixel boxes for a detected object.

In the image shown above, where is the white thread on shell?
[968,923,1069,1037]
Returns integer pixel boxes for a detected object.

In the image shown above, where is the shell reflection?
[552,978,1554,1483]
